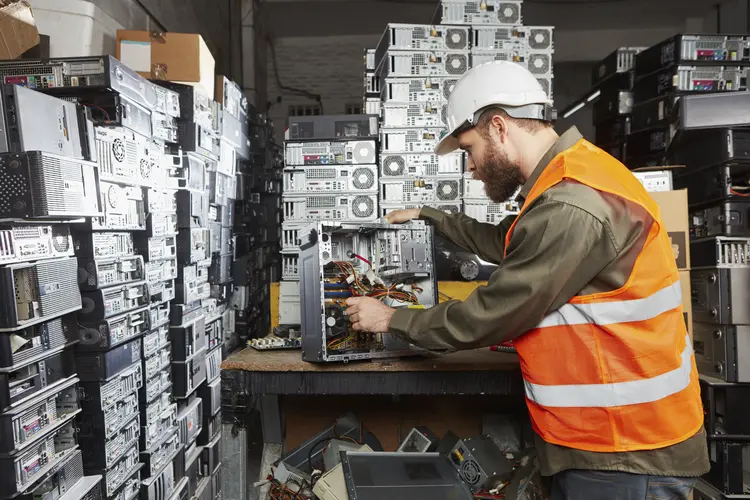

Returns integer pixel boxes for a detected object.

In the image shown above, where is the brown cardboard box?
[116,30,215,97]
[679,270,693,340]
[650,189,690,271]
[0,1,39,60]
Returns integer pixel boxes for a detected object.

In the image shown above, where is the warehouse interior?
[0,0,748,499]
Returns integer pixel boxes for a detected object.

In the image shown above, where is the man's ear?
[489,113,509,143]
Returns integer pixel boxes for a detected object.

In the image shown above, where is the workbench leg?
[259,395,283,444]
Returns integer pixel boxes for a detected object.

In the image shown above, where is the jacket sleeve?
[389,200,619,350]
[419,206,509,265]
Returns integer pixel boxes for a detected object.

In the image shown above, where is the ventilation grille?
[383,156,406,176]
[497,3,521,23]
[528,53,552,75]
[307,196,337,209]
[437,180,460,201]
[307,168,336,180]
[445,54,468,75]
[445,28,468,50]
[352,168,375,190]
[528,29,553,50]
[352,196,375,218]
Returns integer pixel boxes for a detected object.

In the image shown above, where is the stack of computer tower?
[277,115,380,327]
[443,1,554,224]
[0,81,102,499]
[232,108,283,343]
[660,91,750,499]
[374,22,468,217]
[590,47,645,163]
[627,34,750,169]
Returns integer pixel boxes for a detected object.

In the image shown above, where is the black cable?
[266,35,324,113]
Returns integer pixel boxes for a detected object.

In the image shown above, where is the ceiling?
[260,0,732,37]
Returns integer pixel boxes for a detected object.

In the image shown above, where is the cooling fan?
[497,2,521,24]
[324,304,349,338]
[445,28,468,50]
[528,28,553,50]
[445,54,468,75]
[352,167,375,190]
[352,196,375,219]
[437,180,460,201]
[112,138,126,162]
[528,53,552,75]
[382,156,406,176]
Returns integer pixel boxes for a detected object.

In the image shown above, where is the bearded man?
[345,61,709,500]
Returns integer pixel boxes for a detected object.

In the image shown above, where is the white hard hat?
[436,60,554,155]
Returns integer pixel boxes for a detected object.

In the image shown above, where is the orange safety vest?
[506,138,703,453]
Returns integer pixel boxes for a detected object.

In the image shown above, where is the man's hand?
[345,297,396,333]
[384,208,421,224]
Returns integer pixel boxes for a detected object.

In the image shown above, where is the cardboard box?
[116,30,215,97]
[0,1,39,60]
[650,189,690,271]
[679,270,693,341]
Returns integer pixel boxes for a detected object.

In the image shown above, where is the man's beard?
[475,147,522,203]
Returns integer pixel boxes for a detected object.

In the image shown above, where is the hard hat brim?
[435,131,460,156]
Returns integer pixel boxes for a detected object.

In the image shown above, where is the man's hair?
[476,107,551,136]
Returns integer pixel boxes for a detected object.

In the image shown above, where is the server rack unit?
[660,89,750,498]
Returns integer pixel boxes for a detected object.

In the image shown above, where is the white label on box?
[120,40,151,72]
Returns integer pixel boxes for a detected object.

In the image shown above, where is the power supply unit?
[380,152,463,178]
[380,77,458,103]
[283,194,378,223]
[381,101,448,129]
[0,84,96,161]
[377,50,470,78]
[283,165,378,194]
[375,24,470,69]
[449,436,514,492]
[472,25,554,52]
[299,220,438,362]
[380,177,462,204]
[380,128,444,154]
[435,0,523,25]
[284,139,377,166]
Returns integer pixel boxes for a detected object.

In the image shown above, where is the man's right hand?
[384,208,421,224]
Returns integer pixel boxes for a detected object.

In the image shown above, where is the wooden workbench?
[222,347,522,396]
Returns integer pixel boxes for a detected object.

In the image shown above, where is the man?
[345,61,709,499]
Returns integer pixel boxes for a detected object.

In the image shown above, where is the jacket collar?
[518,126,583,201]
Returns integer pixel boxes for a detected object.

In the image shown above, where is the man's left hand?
[345,297,396,333]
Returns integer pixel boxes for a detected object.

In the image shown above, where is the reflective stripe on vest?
[524,334,692,408]
[537,280,682,328]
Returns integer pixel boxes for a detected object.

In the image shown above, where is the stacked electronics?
[627,34,750,168]
[233,108,283,343]
[662,91,750,500]
[0,76,102,499]
[374,22,468,218]
[450,2,553,225]
[276,116,380,328]
[590,47,645,163]
[0,55,244,500]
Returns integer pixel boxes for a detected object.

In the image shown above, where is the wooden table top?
[221,347,520,373]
